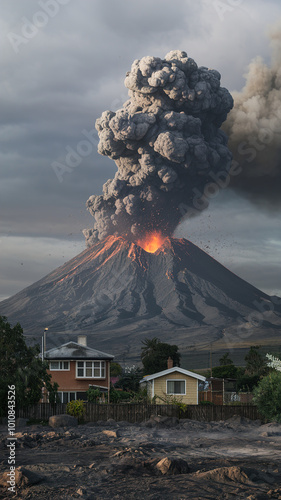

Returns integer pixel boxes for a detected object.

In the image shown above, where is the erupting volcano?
[137,232,166,253]
[1,235,280,359]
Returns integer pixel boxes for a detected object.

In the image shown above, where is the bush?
[237,373,261,392]
[110,388,122,403]
[253,371,281,422]
[87,387,101,403]
[66,400,86,422]
[115,390,133,402]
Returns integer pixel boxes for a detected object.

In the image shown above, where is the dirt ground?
[1,415,281,500]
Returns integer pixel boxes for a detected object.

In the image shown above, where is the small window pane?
[101,367,105,377]
[70,393,76,401]
[86,362,92,368]
[77,368,84,377]
[50,361,59,370]
[94,362,100,368]
[76,392,87,400]
[93,368,100,377]
[62,393,69,404]
[86,368,92,377]
[63,362,69,370]
[167,380,185,395]
[77,361,83,368]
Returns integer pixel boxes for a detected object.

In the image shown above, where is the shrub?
[237,373,261,392]
[253,371,281,422]
[154,394,187,417]
[128,388,149,404]
[66,399,86,422]
[109,388,122,403]
[87,387,101,403]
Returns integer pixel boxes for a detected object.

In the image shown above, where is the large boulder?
[15,418,28,428]
[0,466,43,488]
[156,457,190,475]
[49,414,78,428]
[143,415,179,428]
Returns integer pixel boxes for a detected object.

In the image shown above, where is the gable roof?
[140,367,206,383]
[44,341,114,360]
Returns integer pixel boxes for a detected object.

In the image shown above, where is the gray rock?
[15,418,28,428]
[77,486,88,496]
[106,418,117,426]
[0,466,43,488]
[49,414,78,428]
[144,415,179,427]
[102,429,119,438]
[156,457,190,475]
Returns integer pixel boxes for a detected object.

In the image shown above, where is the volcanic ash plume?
[223,22,281,208]
[83,50,233,246]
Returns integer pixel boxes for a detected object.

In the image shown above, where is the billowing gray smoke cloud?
[83,50,233,246]
[223,22,281,208]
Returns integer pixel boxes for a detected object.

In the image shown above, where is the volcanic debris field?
[1,415,281,499]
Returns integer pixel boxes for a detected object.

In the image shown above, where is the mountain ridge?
[0,236,280,359]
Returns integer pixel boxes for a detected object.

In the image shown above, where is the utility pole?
[43,327,48,360]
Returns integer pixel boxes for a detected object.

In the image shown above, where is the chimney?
[77,335,87,346]
[167,356,173,369]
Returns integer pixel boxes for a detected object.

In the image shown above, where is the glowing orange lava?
[137,232,165,253]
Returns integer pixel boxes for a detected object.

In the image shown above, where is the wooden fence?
[16,403,179,423]
[16,403,262,423]
[182,404,261,422]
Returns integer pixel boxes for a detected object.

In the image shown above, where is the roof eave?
[140,367,206,383]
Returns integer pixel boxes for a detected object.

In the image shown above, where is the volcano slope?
[0,236,280,359]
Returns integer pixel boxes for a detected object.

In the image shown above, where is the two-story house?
[44,335,114,403]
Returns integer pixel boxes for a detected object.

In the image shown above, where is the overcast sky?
[0,0,280,303]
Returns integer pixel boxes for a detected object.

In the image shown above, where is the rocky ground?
[1,415,281,499]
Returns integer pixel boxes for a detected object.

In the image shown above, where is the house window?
[76,361,105,378]
[50,361,69,371]
[57,392,76,403]
[167,380,186,395]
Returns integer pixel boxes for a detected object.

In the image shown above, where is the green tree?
[0,316,58,416]
[219,353,234,366]
[253,371,281,422]
[245,346,267,376]
[212,364,238,379]
[114,367,143,392]
[110,362,122,377]
[141,337,180,375]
